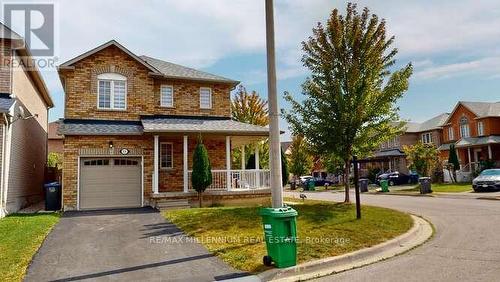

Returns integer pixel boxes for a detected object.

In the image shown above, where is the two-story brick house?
[0,23,53,217]
[57,40,271,210]
[363,113,449,175]
[438,101,500,174]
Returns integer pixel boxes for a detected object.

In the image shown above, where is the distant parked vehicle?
[313,178,335,187]
[472,169,500,192]
[377,171,410,186]
[299,176,314,185]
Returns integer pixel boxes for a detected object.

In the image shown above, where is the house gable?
[444,103,479,141]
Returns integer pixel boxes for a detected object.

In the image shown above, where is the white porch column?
[226,136,232,190]
[183,135,188,193]
[255,145,260,187]
[488,144,493,159]
[241,146,246,170]
[467,147,472,169]
[153,135,159,194]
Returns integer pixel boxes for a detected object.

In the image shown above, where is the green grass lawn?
[163,200,413,273]
[399,183,472,193]
[431,183,472,193]
[0,213,60,282]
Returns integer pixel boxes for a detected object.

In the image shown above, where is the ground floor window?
[160,142,173,169]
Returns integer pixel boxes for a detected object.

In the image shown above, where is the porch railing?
[187,169,270,191]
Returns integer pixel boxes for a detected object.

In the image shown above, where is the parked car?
[377,171,410,186]
[313,178,335,187]
[299,176,314,185]
[472,169,500,192]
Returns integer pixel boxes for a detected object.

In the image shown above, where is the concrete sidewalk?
[25,208,247,282]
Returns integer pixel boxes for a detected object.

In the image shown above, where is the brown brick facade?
[60,45,232,120]
[62,134,228,210]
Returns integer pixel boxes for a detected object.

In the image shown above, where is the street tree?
[231,85,269,169]
[403,142,439,177]
[282,3,413,202]
[288,135,313,179]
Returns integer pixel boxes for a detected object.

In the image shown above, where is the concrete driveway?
[24,208,245,282]
[285,190,500,282]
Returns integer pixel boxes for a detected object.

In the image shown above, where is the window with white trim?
[160,142,173,169]
[200,87,212,109]
[460,117,470,138]
[421,132,433,144]
[160,85,174,107]
[448,126,454,140]
[477,121,484,136]
[97,73,127,110]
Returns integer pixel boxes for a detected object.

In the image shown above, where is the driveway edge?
[256,215,433,282]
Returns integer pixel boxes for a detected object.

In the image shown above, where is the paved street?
[25,208,243,282]
[285,191,500,282]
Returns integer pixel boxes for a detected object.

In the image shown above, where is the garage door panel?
[80,158,142,210]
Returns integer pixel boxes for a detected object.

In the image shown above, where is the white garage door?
[80,158,142,210]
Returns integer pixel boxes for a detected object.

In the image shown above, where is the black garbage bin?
[359,178,369,193]
[44,182,61,211]
[418,177,432,194]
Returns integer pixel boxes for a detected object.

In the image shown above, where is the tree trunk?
[343,160,350,203]
[198,191,203,208]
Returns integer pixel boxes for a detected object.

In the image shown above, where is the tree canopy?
[288,135,313,178]
[403,142,439,177]
[282,3,412,202]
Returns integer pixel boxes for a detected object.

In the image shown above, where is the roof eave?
[148,72,239,87]
[15,48,54,108]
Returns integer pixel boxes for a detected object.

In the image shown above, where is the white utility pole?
[265,0,283,208]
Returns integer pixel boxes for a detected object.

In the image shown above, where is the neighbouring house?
[0,24,54,217]
[438,101,500,181]
[362,113,450,175]
[48,121,63,154]
[57,40,271,210]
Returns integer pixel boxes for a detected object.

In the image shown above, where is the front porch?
[150,134,271,194]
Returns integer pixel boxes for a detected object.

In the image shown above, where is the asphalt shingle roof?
[58,116,269,136]
[140,55,238,84]
[455,136,500,148]
[58,119,143,135]
[404,113,450,133]
[373,149,405,158]
[141,116,269,135]
[462,101,500,117]
[0,94,14,113]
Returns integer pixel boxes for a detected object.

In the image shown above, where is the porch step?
[155,199,190,210]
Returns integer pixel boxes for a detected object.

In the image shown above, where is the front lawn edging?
[257,215,433,282]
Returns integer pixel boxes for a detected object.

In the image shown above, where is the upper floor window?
[200,87,212,109]
[97,73,127,110]
[160,85,174,107]
[160,142,173,169]
[421,132,433,144]
[477,121,484,136]
[460,116,470,138]
[448,126,454,140]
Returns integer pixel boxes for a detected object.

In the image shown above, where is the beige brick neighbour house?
[0,24,54,217]
[58,40,271,210]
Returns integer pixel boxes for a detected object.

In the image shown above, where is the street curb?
[369,192,434,197]
[477,197,500,201]
[255,215,433,282]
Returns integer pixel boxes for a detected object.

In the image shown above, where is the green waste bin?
[380,179,389,192]
[307,180,315,191]
[260,207,298,268]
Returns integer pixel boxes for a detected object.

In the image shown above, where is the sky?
[5,0,500,141]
